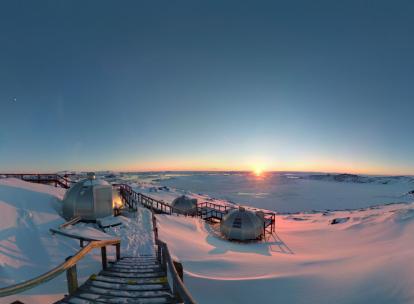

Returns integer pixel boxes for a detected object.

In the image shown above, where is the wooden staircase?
[57,256,176,304]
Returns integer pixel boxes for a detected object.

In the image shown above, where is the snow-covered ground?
[156,203,414,303]
[2,173,414,303]
[0,178,154,304]
[156,172,414,212]
[105,207,155,257]
[99,171,414,213]
[0,178,104,304]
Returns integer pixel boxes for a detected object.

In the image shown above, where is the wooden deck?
[0,173,74,189]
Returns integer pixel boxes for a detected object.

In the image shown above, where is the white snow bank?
[105,207,155,257]
[0,179,105,304]
[156,203,414,304]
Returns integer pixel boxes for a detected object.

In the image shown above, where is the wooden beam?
[101,247,107,270]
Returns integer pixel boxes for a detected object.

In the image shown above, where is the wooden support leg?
[115,243,121,261]
[80,240,84,248]
[101,247,107,269]
[65,257,78,295]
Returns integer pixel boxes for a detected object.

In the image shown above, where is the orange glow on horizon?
[74,158,414,176]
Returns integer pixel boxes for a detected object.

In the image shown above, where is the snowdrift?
[0,179,103,304]
[156,203,414,304]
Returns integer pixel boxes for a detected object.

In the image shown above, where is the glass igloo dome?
[220,207,264,241]
[62,173,113,221]
[171,195,197,214]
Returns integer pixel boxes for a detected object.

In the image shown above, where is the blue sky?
[1,1,414,174]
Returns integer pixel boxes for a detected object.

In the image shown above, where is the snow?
[61,224,114,240]
[156,203,414,303]
[2,173,414,303]
[105,207,155,257]
[0,178,156,304]
[0,178,105,304]
[156,172,414,212]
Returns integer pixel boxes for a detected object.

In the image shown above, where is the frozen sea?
[150,172,414,213]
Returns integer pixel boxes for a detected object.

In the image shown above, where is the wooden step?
[114,261,159,266]
[108,265,161,271]
[92,274,168,285]
[66,293,175,303]
[109,266,163,274]
[121,256,158,261]
[101,270,167,279]
[87,279,170,291]
[110,263,160,268]
[80,285,174,298]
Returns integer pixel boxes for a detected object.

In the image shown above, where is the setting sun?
[252,164,265,176]
[254,168,263,176]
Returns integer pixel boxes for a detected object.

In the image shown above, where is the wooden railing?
[151,213,196,304]
[0,173,74,189]
[157,239,196,304]
[116,183,276,238]
[115,184,175,214]
[0,238,121,298]
[141,192,174,214]
[197,201,233,213]
[59,216,82,229]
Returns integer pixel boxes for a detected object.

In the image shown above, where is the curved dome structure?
[171,195,197,214]
[220,207,264,241]
[62,173,113,221]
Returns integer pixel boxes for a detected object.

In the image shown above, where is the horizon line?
[1,169,413,177]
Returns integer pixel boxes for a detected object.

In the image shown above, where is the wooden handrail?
[0,238,120,297]
[156,240,196,304]
[49,228,104,242]
[151,212,196,303]
[59,217,82,229]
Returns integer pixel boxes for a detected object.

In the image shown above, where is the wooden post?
[80,239,84,248]
[161,246,167,270]
[154,227,158,242]
[173,281,183,302]
[101,247,107,269]
[157,245,162,263]
[65,257,78,295]
[115,243,121,261]
[173,260,184,281]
